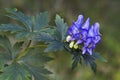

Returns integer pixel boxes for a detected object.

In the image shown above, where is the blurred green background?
[0,0,120,80]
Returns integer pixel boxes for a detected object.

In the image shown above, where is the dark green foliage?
[0,9,53,80]
[0,63,29,80]
[36,14,68,52]
[55,15,68,41]
[0,24,25,32]
[44,41,64,52]
[64,42,106,73]
[0,36,52,80]
[0,8,49,40]
[5,8,33,30]
[82,54,96,73]
[72,53,82,69]
[92,52,107,62]
[36,32,54,43]
[34,12,48,31]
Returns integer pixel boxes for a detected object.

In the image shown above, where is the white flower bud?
[74,44,78,49]
[69,41,74,48]
[66,35,71,42]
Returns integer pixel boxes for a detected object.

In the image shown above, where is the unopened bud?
[66,35,71,42]
[69,41,74,48]
[74,44,78,49]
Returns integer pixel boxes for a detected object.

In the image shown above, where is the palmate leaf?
[5,8,32,30]
[19,48,53,80]
[0,8,49,40]
[0,63,29,80]
[55,14,68,41]
[21,48,53,66]
[0,36,24,60]
[37,14,68,52]
[34,12,49,31]
[0,38,52,80]
[0,36,23,69]
[23,63,51,80]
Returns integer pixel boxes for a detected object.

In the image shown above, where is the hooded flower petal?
[75,15,84,29]
[94,36,101,44]
[76,39,83,44]
[94,22,101,36]
[81,18,90,31]
[68,23,79,35]
[82,47,87,54]
[88,25,95,37]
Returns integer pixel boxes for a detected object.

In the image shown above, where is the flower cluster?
[66,15,101,55]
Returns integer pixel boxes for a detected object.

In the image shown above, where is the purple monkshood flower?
[82,23,101,55]
[66,14,101,55]
[67,15,90,44]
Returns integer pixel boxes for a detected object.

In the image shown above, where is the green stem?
[12,40,32,63]
[12,42,47,63]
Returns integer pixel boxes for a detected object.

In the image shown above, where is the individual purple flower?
[82,23,101,55]
[66,15,90,48]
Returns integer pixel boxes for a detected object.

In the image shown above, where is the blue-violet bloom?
[66,14,101,55]
[82,23,101,55]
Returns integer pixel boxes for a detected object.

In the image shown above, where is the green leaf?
[4,8,50,41]
[72,52,82,69]
[36,32,54,43]
[21,48,53,66]
[0,24,25,33]
[0,52,11,69]
[92,52,107,62]
[89,61,97,73]
[23,63,51,80]
[0,46,52,80]
[44,41,64,52]
[36,15,68,52]
[34,12,48,31]
[52,29,62,41]
[5,8,32,31]
[0,63,29,80]
[20,48,52,80]
[0,35,12,54]
[55,14,68,41]
[15,31,36,40]
[82,54,96,73]
[0,36,14,69]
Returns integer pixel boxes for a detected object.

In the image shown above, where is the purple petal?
[76,39,83,44]
[94,22,101,36]
[87,48,92,55]
[88,25,94,37]
[81,31,87,40]
[82,18,90,30]
[68,24,79,35]
[94,36,101,44]
[84,38,92,47]
[82,47,86,54]
[75,15,84,29]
